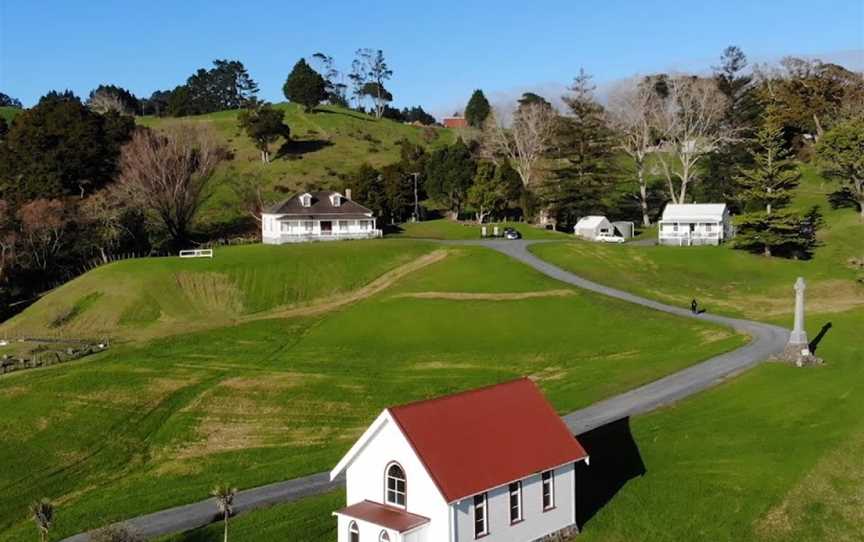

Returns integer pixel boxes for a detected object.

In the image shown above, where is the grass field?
[0,245,746,541]
[531,165,864,320]
[0,106,20,123]
[392,219,571,240]
[0,240,435,341]
[138,104,456,225]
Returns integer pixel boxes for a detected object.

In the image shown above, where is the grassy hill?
[0,240,435,341]
[138,104,456,225]
[0,106,21,123]
[0,243,746,541]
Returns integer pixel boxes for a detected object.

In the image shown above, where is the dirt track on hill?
[393,289,574,301]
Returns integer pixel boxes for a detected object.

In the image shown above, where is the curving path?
[61,240,789,541]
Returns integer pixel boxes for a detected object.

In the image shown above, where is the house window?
[385,463,406,507]
[379,531,390,542]
[349,521,359,542]
[672,224,678,232]
[339,220,348,232]
[359,220,370,231]
[300,193,312,207]
[705,223,714,232]
[280,221,289,233]
[303,221,314,233]
[509,481,523,523]
[474,493,488,538]
[542,470,555,510]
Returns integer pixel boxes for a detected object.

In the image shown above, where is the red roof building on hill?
[331,378,588,542]
[442,115,468,128]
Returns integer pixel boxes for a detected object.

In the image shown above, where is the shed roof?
[661,204,727,221]
[388,378,587,503]
[336,500,429,533]
[575,216,610,228]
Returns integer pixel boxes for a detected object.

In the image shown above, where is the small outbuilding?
[574,216,614,241]
[658,203,732,246]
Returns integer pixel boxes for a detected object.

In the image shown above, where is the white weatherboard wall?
[452,464,576,542]
[336,515,408,542]
[261,215,379,244]
[341,413,444,541]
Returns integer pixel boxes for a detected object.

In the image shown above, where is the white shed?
[574,216,614,241]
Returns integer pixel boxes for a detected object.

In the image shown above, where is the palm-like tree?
[30,499,54,542]
[211,483,237,542]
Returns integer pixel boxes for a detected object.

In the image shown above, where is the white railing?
[179,249,214,258]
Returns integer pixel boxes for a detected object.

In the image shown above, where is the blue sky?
[1,0,862,117]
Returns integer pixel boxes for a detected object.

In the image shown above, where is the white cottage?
[658,203,732,246]
[330,378,589,542]
[261,190,381,244]
[573,216,614,241]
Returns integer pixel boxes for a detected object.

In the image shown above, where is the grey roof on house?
[263,191,374,218]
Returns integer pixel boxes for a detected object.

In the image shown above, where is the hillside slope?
[1,240,435,340]
[138,104,456,225]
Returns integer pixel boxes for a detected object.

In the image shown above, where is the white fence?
[179,249,214,258]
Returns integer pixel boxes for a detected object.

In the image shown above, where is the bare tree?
[232,173,266,233]
[114,125,224,247]
[653,76,733,203]
[482,102,556,189]
[88,91,132,115]
[17,199,70,271]
[607,78,660,225]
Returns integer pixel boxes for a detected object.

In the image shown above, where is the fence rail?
[179,249,214,259]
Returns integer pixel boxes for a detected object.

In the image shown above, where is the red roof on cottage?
[336,500,430,533]
[388,378,587,503]
[442,116,468,128]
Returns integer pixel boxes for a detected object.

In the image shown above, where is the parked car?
[596,232,625,244]
[504,227,521,240]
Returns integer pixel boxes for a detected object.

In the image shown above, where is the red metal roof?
[442,117,468,128]
[336,500,430,533]
[388,378,587,503]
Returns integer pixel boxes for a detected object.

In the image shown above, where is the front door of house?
[320,221,333,235]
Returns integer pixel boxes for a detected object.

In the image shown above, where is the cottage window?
[542,470,555,510]
[303,221,314,233]
[349,521,359,542]
[300,193,312,207]
[385,463,406,507]
[280,221,289,233]
[339,220,348,232]
[359,220,370,231]
[379,531,390,542]
[474,493,489,538]
[509,481,523,523]
[705,223,714,232]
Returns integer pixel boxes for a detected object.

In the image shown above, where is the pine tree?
[282,59,327,112]
[464,90,491,128]
[736,120,800,215]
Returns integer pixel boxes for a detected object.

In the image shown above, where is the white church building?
[330,378,589,542]
[658,203,733,246]
[262,190,381,244]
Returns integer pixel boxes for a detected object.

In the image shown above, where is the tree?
[87,85,140,115]
[816,118,864,220]
[141,90,171,116]
[652,76,733,203]
[231,173,266,232]
[353,49,393,119]
[211,483,236,542]
[29,499,54,542]
[114,125,224,246]
[164,60,259,117]
[0,200,17,283]
[464,90,491,128]
[733,210,818,258]
[0,117,8,141]
[0,92,23,108]
[0,94,134,201]
[311,52,348,106]
[468,162,507,223]
[282,59,327,112]
[736,118,800,215]
[607,77,661,226]
[238,104,290,163]
[424,139,476,219]
[16,199,71,271]
[543,70,617,227]
[482,100,556,189]
[402,106,435,125]
[517,92,552,108]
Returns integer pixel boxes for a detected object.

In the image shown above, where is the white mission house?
[261,190,381,244]
[330,378,589,542]
[658,203,733,246]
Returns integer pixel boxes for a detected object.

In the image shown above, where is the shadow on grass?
[810,322,833,354]
[315,108,374,122]
[276,139,334,159]
[575,417,646,530]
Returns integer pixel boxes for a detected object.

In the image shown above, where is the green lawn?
[1,240,435,340]
[0,245,745,541]
[531,166,864,320]
[138,104,456,226]
[392,218,571,240]
[0,106,20,123]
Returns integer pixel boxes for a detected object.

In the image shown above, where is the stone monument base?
[777,342,823,367]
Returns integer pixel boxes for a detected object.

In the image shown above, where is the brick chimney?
[345,188,352,201]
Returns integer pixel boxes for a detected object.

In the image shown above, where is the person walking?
[690,299,698,314]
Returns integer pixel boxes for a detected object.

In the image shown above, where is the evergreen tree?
[468,162,506,223]
[735,119,800,214]
[816,118,864,220]
[544,70,616,227]
[464,90,491,128]
[424,139,475,218]
[238,104,290,163]
[283,59,328,112]
[0,92,23,108]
